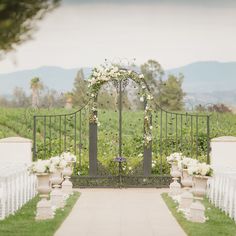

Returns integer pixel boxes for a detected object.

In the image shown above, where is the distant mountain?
[166,61,236,93]
[0,66,77,95]
[0,61,236,105]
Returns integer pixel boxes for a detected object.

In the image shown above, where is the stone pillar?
[0,137,32,164]
[211,136,236,171]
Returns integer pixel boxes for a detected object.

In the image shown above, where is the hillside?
[0,61,236,105]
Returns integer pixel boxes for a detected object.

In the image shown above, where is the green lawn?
[162,193,236,236]
[0,192,80,236]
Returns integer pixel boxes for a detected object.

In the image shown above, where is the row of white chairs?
[0,162,36,220]
[208,170,236,222]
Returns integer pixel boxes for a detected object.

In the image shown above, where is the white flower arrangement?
[29,152,77,174]
[61,152,76,163]
[88,63,152,147]
[178,157,198,170]
[28,159,51,174]
[50,155,67,170]
[140,96,144,102]
[166,152,183,164]
[139,74,144,79]
[187,162,212,176]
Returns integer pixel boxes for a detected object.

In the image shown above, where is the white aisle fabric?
[208,170,236,222]
[0,162,36,220]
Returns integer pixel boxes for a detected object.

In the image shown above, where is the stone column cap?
[0,137,32,143]
[211,136,236,142]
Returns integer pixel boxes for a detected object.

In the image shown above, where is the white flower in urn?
[187,162,212,177]
[28,159,51,174]
[179,157,198,170]
[59,159,68,169]
[50,155,64,171]
[140,96,144,102]
[166,152,183,164]
[50,156,61,165]
[61,152,76,165]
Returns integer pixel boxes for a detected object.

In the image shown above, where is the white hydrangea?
[139,74,144,79]
[29,159,51,174]
[50,156,61,165]
[166,152,183,164]
[179,157,198,169]
[187,162,212,176]
[59,159,68,169]
[61,152,76,163]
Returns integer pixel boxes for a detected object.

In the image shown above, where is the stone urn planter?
[62,166,73,198]
[36,173,54,220]
[50,169,64,209]
[169,162,182,197]
[192,175,209,198]
[181,169,193,188]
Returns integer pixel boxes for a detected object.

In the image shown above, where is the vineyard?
[0,107,236,176]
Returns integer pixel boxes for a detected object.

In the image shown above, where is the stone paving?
[55,188,186,236]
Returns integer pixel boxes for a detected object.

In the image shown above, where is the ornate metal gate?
[32,68,211,188]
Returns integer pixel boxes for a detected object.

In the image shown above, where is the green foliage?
[0,0,60,58]
[0,192,79,236]
[0,108,236,175]
[195,103,232,113]
[72,69,89,108]
[162,193,236,236]
[141,60,185,111]
[160,74,185,111]
[141,59,164,96]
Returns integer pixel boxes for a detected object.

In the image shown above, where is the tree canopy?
[0,0,60,58]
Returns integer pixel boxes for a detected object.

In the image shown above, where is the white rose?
[139,74,144,79]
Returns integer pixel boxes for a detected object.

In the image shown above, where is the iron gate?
[33,79,210,188]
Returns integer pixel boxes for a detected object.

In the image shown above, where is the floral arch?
[87,64,153,147]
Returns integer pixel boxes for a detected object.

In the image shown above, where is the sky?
[1,0,236,73]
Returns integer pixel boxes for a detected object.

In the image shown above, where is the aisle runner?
[55,189,186,236]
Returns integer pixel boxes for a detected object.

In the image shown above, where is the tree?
[72,69,88,108]
[141,59,164,100]
[40,87,65,109]
[0,0,60,58]
[30,77,43,108]
[195,104,207,112]
[207,104,232,113]
[12,86,30,107]
[64,92,74,109]
[140,60,185,110]
[160,74,185,111]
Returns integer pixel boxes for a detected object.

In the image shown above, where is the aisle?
[55,189,186,236]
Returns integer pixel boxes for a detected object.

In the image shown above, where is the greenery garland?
[88,64,153,147]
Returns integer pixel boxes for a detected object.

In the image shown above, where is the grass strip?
[0,191,80,236]
[161,193,236,236]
